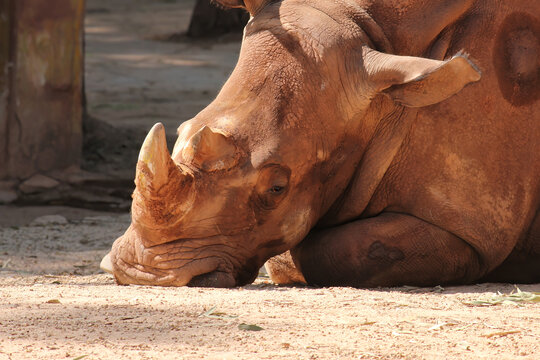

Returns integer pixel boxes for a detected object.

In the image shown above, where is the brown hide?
[104,0,540,287]
[329,0,539,271]
[292,0,540,286]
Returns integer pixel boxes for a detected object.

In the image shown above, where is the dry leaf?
[199,306,238,319]
[238,323,264,331]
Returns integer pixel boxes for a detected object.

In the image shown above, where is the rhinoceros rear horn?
[214,0,270,16]
[182,126,239,172]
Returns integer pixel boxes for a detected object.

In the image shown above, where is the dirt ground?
[0,210,538,360]
[84,0,240,136]
[1,0,539,359]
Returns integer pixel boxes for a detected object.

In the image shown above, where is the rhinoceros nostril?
[187,270,236,288]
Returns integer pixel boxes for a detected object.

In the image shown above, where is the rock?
[30,215,69,226]
[49,165,111,186]
[82,214,131,225]
[82,216,117,224]
[0,180,17,190]
[118,214,132,223]
[0,181,18,204]
[0,190,18,204]
[19,174,60,194]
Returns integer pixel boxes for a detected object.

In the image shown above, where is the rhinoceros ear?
[364,49,481,107]
[213,0,269,16]
[183,126,239,172]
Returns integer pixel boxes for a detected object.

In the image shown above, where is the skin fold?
[102,0,540,287]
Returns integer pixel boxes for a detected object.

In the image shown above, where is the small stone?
[19,174,60,194]
[30,215,68,226]
[82,215,118,224]
[0,180,17,190]
[0,190,18,204]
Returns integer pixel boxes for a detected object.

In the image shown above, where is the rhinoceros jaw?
[280,207,313,244]
[187,270,236,287]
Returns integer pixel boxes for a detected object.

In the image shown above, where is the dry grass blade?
[401,286,420,292]
[360,321,376,326]
[391,330,414,336]
[432,285,445,293]
[481,330,521,338]
[454,322,477,331]
[1,258,11,268]
[208,311,238,319]
[428,321,458,331]
[199,306,217,317]
[463,288,540,306]
[428,322,447,331]
[198,306,238,319]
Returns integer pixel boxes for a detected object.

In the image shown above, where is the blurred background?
[0,0,248,225]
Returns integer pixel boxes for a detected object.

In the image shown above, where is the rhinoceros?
[101,0,540,287]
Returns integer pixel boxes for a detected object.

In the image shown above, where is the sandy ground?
[0,211,539,359]
[1,0,539,359]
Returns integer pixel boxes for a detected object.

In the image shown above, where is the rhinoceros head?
[102,0,480,287]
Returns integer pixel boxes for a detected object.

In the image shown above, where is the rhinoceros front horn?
[136,122,172,191]
[132,123,194,237]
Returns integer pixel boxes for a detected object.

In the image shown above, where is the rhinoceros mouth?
[186,252,261,287]
[187,270,237,288]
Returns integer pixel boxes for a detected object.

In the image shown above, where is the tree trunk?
[0,0,84,181]
[0,0,14,180]
[187,0,249,38]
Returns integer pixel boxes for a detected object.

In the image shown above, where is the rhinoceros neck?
[316,97,418,228]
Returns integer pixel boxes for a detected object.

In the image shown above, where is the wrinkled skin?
[102,0,540,287]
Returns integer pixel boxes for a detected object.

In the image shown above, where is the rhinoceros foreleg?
[264,251,306,285]
[291,212,484,287]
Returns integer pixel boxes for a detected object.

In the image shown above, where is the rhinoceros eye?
[269,185,285,194]
[254,165,290,210]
